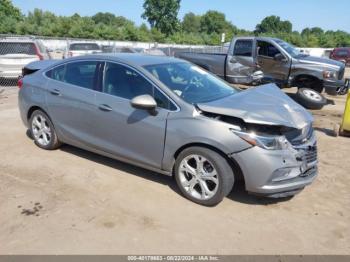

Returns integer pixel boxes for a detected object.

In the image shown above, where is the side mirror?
[274,53,286,61]
[131,94,157,114]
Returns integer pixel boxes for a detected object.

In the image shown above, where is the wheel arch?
[27,105,49,120]
[27,106,57,131]
[291,74,322,87]
[172,142,245,182]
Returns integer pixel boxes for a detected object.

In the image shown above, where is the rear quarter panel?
[18,72,49,127]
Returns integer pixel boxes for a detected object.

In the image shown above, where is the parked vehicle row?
[19,54,318,206]
[176,36,348,96]
[63,42,166,58]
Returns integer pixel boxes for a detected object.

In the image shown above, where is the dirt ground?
[0,71,349,255]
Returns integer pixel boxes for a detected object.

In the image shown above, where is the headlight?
[231,129,290,150]
[323,70,337,79]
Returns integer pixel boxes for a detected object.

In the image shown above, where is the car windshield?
[69,43,100,51]
[275,39,303,58]
[144,62,238,104]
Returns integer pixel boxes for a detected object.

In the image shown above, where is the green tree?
[142,0,181,36]
[200,11,228,34]
[0,0,21,19]
[138,23,152,42]
[92,12,116,25]
[0,0,22,33]
[255,15,292,34]
[182,12,201,33]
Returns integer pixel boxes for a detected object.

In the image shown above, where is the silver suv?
[18,54,318,206]
[0,37,50,83]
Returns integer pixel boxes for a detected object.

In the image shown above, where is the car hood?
[297,55,343,70]
[197,84,313,129]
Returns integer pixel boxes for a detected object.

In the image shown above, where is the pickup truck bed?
[177,52,227,79]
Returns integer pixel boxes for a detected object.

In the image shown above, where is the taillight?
[18,78,23,89]
[34,45,44,60]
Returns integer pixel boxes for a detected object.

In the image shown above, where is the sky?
[11,0,350,33]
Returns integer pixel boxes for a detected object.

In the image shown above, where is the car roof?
[234,36,281,42]
[333,47,350,50]
[72,53,185,67]
[69,42,100,45]
[0,39,36,43]
[255,36,281,42]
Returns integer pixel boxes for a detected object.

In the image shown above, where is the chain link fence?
[0,34,225,87]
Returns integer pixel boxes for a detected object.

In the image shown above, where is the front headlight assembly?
[231,129,290,150]
[323,70,337,79]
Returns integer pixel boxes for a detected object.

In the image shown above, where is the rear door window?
[46,61,99,89]
[0,42,36,55]
[233,40,253,57]
[257,41,281,58]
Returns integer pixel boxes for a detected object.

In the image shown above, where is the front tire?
[29,110,61,150]
[296,88,327,110]
[174,147,235,206]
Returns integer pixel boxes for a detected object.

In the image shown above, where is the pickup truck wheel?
[295,76,324,93]
[296,88,327,110]
[174,147,234,206]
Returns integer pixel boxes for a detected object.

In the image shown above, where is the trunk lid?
[0,54,38,71]
[22,60,59,76]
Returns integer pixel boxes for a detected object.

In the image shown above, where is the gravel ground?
[0,70,349,255]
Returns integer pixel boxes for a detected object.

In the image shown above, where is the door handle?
[98,104,113,112]
[50,89,61,96]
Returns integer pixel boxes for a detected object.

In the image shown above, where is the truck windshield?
[275,40,302,58]
[144,62,238,104]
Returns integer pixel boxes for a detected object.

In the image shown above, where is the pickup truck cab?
[177,37,347,95]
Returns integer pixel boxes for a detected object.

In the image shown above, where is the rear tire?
[174,147,234,206]
[296,88,327,110]
[29,110,61,150]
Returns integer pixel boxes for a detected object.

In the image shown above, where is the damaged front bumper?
[230,134,318,198]
[324,78,349,96]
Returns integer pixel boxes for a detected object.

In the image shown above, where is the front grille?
[338,66,345,80]
[305,145,318,163]
[300,166,317,178]
[295,143,318,164]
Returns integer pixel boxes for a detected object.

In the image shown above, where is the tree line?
[1,0,350,47]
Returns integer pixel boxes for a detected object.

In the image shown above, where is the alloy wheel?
[302,89,323,101]
[178,154,219,200]
[31,114,52,146]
